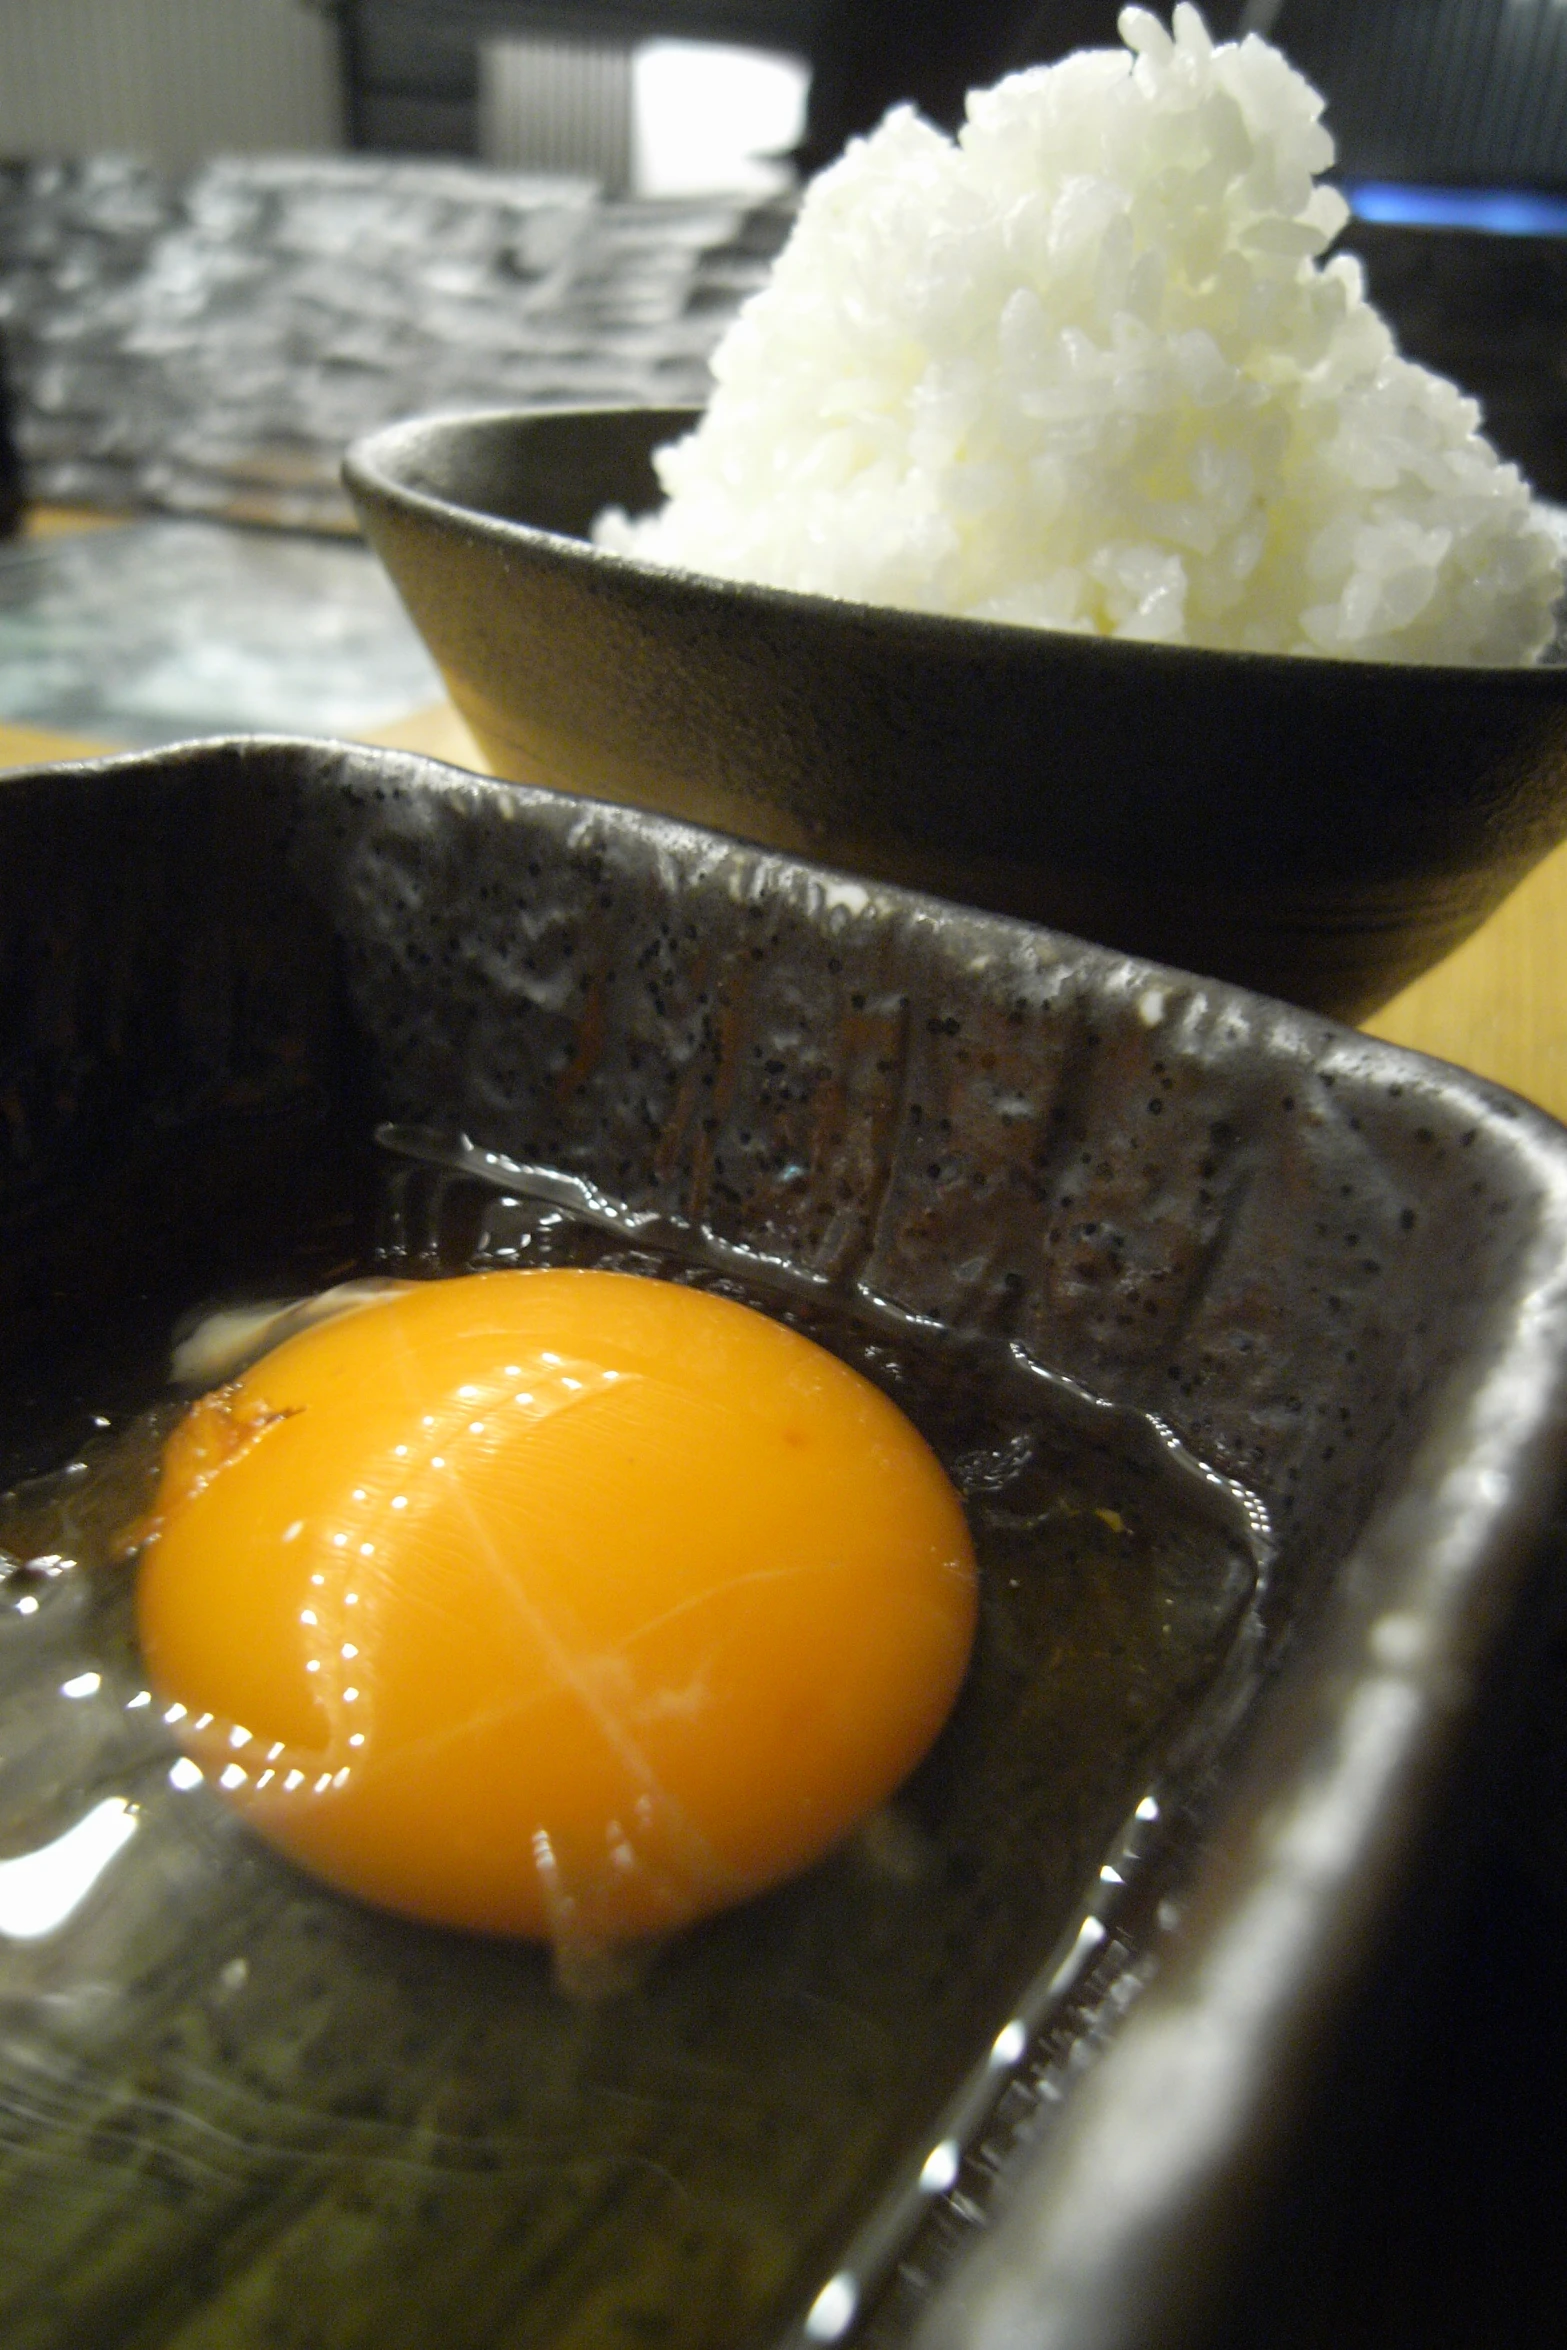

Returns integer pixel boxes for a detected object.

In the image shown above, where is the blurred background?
[0,5,1565,2346]
[0,0,1558,753]
[0,0,1564,528]
[0,1,1564,539]
[0,12,1561,873]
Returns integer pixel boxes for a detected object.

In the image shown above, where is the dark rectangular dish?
[1,738,1566,2350]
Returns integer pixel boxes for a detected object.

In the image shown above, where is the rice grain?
[597,6,1559,666]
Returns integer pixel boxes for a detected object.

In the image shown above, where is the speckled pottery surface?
[2,738,1567,2350]
[344,406,1567,1024]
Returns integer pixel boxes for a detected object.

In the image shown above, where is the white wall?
[480,33,808,197]
[0,0,342,167]
[631,40,805,197]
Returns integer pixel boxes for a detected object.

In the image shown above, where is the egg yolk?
[136,1270,977,1947]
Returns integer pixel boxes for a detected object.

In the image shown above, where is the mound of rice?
[596,5,1559,664]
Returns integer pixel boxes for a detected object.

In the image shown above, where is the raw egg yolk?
[136,1270,977,1946]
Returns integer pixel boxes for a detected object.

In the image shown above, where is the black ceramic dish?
[344,405,1567,1025]
[2,738,1567,2350]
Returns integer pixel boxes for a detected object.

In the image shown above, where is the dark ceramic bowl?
[3,738,1567,2350]
[344,405,1567,1025]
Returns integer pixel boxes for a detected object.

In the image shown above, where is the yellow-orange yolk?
[136,1270,978,1946]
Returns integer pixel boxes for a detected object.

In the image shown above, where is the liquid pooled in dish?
[134,1269,978,1953]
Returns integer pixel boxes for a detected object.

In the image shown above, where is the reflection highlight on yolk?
[136,1271,978,1949]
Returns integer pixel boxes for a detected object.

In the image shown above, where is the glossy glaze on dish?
[1,740,1566,2350]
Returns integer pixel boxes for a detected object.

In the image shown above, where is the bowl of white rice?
[347,6,1567,1022]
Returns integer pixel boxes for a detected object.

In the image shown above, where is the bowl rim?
[344,405,1567,697]
[9,734,1567,2347]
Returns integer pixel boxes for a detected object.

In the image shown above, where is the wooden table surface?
[3,512,1564,1130]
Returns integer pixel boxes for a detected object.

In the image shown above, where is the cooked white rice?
[596,5,1559,665]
